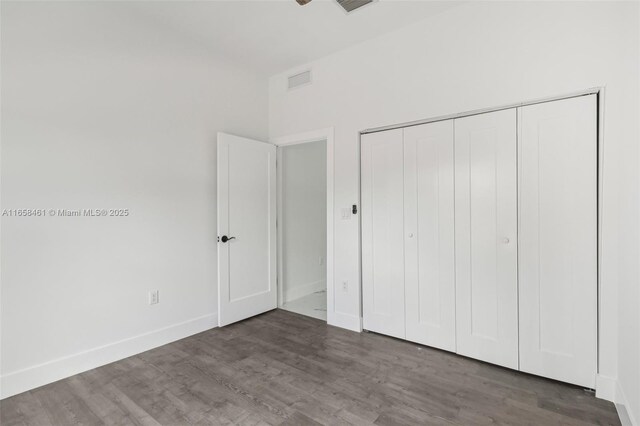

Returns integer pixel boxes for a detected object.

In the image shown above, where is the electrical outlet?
[342,281,348,292]
[149,290,159,305]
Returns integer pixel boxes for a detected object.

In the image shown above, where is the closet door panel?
[454,109,518,369]
[361,129,405,339]
[518,95,597,388]
[404,120,456,351]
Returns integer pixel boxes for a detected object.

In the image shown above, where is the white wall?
[0,2,268,398]
[269,0,639,419]
[280,141,327,303]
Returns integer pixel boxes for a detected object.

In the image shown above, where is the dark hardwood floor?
[1,309,620,425]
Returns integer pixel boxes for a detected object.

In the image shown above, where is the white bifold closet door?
[454,109,519,369]
[361,128,406,339]
[403,120,456,352]
[518,95,597,388]
[362,122,456,349]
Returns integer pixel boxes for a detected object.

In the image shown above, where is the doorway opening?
[277,139,328,321]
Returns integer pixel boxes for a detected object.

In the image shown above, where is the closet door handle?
[220,235,236,243]
[502,237,510,244]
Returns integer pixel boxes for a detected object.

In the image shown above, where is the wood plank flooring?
[1,309,620,425]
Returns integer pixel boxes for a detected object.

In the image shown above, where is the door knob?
[502,237,510,244]
[220,235,236,243]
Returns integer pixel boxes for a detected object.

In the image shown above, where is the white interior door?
[454,109,519,369]
[217,132,277,327]
[403,120,456,351]
[518,95,597,388]
[361,129,405,339]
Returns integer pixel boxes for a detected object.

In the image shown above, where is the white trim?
[276,147,285,308]
[271,128,335,327]
[594,87,633,426]
[596,87,606,379]
[616,379,638,426]
[362,87,602,135]
[356,130,364,332]
[328,312,361,333]
[596,374,617,402]
[0,313,218,400]
[271,127,334,147]
[616,405,634,426]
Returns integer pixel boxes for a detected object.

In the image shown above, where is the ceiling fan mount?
[295,0,376,13]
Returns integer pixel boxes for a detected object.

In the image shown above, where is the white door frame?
[271,128,335,323]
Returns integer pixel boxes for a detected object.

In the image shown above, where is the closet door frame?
[357,87,604,390]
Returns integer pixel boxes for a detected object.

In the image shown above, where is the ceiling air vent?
[336,0,375,13]
[287,70,312,90]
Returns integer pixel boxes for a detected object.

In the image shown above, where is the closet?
[361,94,597,388]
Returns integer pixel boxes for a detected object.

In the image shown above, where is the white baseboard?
[284,280,325,304]
[596,374,617,402]
[0,313,218,400]
[328,311,361,332]
[616,380,638,426]
[617,404,635,426]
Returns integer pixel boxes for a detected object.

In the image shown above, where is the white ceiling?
[131,0,463,75]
